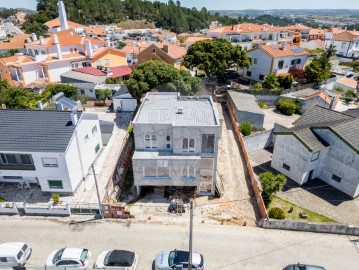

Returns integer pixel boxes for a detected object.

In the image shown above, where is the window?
[283,163,290,171]
[332,174,341,183]
[291,59,295,65]
[143,167,170,178]
[0,257,7,263]
[259,74,265,80]
[246,71,251,76]
[105,59,110,65]
[20,154,33,165]
[183,138,195,152]
[311,151,320,162]
[84,135,89,142]
[48,180,63,189]
[253,58,258,64]
[152,48,156,53]
[145,134,157,149]
[95,144,100,153]
[182,167,196,180]
[166,135,171,149]
[96,60,101,66]
[201,134,215,153]
[92,125,98,136]
[296,59,302,64]
[278,60,284,69]
[42,158,58,167]
[3,176,23,179]
[0,153,17,164]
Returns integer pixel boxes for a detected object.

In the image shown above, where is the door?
[308,170,314,181]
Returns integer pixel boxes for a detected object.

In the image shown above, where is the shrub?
[127,123,133,134]
[276,98,298,116]
[268,207,286,220]
[239,121,252,136]
[51,193,60,204]
[253,82,263,90]
[334,87,344,93]
[258,101,268,109]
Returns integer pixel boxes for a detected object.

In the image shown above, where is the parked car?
[154,250,204,270]
[45,247,91,269]
[94,249,138,269]
[0,242,32,266]
[283,263,326,270]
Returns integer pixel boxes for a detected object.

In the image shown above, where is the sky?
[2,0,359,10]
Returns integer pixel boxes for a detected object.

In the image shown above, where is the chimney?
[105,37,111,47]
[231,24,234,30]
[248,25,251,31]
[280,44,286,50]
[31,33,37,41]
[162,44,169,53]
[53,34,63,60]
[85,40,93,57]
[70,31,74,36]
[2,104,6,109]
[71,111,78,125]
[37,101,43,110]
[58,0,69,30]
[39,36,45,45]
[104,67,113,77]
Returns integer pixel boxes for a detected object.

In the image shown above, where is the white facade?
[112,93,137,112]
[0,113,103,194]
[325,38,359,59]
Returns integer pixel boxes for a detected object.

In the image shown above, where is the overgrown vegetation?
[268,207,286,220]
[276,98,301,116]
[258,101,268,109]
[51,193,60,204]
[340,61,359,72]
[259,172,287,206]
[45,83,78,99]
[0,49,20,58]
[239,121,253,136]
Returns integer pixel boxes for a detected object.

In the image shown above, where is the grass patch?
[0,197,6,202]
[268,195,336,223]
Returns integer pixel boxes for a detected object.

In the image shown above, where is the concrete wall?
[0,203,19,215]
[314,128,359,198]
[260,219,359,236]
[301,96,331,114]
[253,95,279,106]
[23,203,71,216]
[271,135,311,185]
[236,110,264,130]
[246,49,272,81]
[244,129,273,153]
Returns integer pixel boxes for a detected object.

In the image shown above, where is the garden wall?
[244,129,273,153]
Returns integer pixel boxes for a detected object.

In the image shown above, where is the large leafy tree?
[305,54,332,84]
[277,74,295,89]
[127,60,200,100]
[183,38,251,78]
[45,83,78,99]
[259,172,287,204]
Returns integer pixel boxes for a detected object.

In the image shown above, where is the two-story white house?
[271,106,359,198]
[244,44,309,82]
[0,109,103,194]
[132,92,221,196]
[325,31,359,59]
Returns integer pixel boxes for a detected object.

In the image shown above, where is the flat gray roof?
[134,92,219,126]
[227,91,264,115]
[281,88,320,99]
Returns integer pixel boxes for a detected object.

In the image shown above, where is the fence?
[226,101,268,219]
[0,202,19,215]
[23,203,71,216]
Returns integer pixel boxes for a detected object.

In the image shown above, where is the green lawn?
[0,197,6,203]
[268,195,337,223]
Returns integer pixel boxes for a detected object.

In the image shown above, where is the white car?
[0,242,32,266]
[94,249,138,269]
[154,250,204,270]
[45,247,91,269]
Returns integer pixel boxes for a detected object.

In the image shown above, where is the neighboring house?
[164,31,177,43]
[0,33,31,54]
[84,27,107,38]
[44,18,85,34]
[244,44,309,82]
[281,24,311,41]
[112,85,137,112]
[0,34,105,88]
[227,91,265,130]
[325,31,359,59]
[280,88,338,114]
[132,92,221,196]
[300,39,325,51]
[271,105,359,198]
[92,47,127,68]
[137,42,187,69]
[185,37,211,49]
[0,109,103,194]
[307,29,326,41]
[207,23,282,50]
[334,77,358,92]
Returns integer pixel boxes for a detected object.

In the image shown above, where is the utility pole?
[91,164,103,218]
[188,199,194,270]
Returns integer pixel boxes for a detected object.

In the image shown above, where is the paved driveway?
[249,148,359,225]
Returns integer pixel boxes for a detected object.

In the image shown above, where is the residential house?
[307,29,326,42]
[280,88,338,114]
[84,27,107,38]
[44,18,85,34]
[334,77,358,92]
[282,24,311,41]
[132,92,221,196]
[0,34,31,54]
[300,39,325,51]
[185,37,211,49]
[13,11,27,24]
[112,85,137,112]
[0,109,103,194]
[227,91,265,130]
[207,23,282,50]
[271,106,359,198]
[92,47,127,68]
[325,31,359,59]
[164,31,177,43]
[244,44,309,82]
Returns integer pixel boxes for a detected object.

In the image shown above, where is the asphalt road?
[0,217,358,270]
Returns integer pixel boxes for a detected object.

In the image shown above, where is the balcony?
[0,164,36,171]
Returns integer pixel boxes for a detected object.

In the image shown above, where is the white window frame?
[182,138,195,152]
[143,166,171,179]
[181,166,196,180]
[92,125,98,136]
[42,158,58,167]
[145,134,157,149]
[105,58,110,65]
[96,60,101,66]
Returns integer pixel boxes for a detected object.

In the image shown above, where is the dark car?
[283,263,326,270]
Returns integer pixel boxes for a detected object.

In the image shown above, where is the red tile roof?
[74,67,106,76]
[332,31,357,42]
[0,42,25,50]
[44,18,85,29]
[9,34,31,43]
[26,35,103,47]
[73,65,131,78]
[257,44,309,58]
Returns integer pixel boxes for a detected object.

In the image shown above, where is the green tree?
[277,74,295,89]
[127,60,200,100]
[184,39,251,79]
[259,172,287,204]
[276,98,300,116]
[239,121,252,136]
[117,41,127,49]
[0,86,37,109]
[262,73,280,90]
[305,54,332,84]
[96,89,111,101]
[325,44,337,58]
[45,83,78,99]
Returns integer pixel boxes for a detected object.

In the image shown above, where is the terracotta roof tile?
[155,42,187,59]
[257,44,309,58]
[0,55,34,65]
[186,37,211,43]
[44,18,85,29]
[26,35,103,47]
[84,27,106,36]
[0,42,25,50]
[336,77,358,89]
[332,31,357,42]
[9,34,31,43]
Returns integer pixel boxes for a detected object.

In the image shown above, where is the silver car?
[154,250,204,270]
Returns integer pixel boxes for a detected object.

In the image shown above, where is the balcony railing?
[0,164,36,171]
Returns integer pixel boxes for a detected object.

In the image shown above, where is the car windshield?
[168,251,189,267]
[53,248,65,264]
[80,249,88,263]
[21,244,28,252]
[17,251,24,260]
